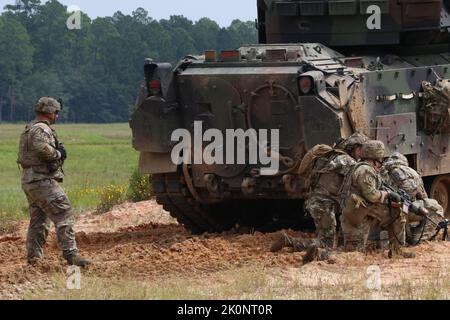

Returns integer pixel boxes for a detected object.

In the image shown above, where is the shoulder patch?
[365,174,376,185]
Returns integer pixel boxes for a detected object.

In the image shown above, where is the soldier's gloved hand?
[57,144,67,160]
[388,192,402,203]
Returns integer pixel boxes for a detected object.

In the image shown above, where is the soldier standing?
[18,97,90,267]
[381,152,444,244]
[270,133,369,260]
[340,141,414,258]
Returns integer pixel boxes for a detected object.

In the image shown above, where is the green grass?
[0,123,139,231]
[24,267,450,300]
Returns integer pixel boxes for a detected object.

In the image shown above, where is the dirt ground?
[0,200,449,300]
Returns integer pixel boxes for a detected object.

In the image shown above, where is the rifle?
[382,182,449,241]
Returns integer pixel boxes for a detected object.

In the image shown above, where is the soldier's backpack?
[298,144,345,190]
[388,166,423,199]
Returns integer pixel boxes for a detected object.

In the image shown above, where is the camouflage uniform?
[381,153,444,244]
[271,133,368,254]
[305,153,356,247]
[340,141,410,257]
[18,98,80,264]
[381,153,427,201]
[305,133,369,248]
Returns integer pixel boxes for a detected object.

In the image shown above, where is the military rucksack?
[388,166,422,199]
[298,144,346,190]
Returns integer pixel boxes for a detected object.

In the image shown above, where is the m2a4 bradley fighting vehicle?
[131,0,450,234]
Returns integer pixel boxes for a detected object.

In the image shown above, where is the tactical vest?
[18,121,60,175]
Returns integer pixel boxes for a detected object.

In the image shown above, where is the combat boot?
[303,244,334,265]
[302,244,319,264]
[303,243,330,264]
[270,232,292,252]
[400,251,416,259]
[66,254,92,268]
[27,257,44,266]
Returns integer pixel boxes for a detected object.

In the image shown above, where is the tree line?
[0,0,257,123]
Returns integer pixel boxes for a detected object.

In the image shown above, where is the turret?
[257,0,450,49]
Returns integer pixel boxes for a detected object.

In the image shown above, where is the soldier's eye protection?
[375,159,385,166]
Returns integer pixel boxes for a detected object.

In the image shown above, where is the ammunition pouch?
[47,161,61,173]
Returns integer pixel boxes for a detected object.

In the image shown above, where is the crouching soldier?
[270,133,369,262]
[381,152,444,244]
[340,140,414,258]
[18,97,91,267]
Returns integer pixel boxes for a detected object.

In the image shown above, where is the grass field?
[0,123,139,231]
[24,267,450,300]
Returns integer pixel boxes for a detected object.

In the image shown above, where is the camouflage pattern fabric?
[341,163,406,252]
[313,153,357,196]
[305,196,338,248]
[306,153,356,248]
[407,199,444,243]
[350,162,385,203]
[18,120,63,184]
[341,201,406,252]
[381,156,428,200]
[22,179,77,261]
[19,120,77,261]
[34,97,61,114]
[380,155,444,244]
[287,237,318,252]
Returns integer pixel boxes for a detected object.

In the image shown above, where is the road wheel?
[430,174,450,218]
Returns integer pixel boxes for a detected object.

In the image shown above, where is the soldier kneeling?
[381,152,445,245]
[340,141,415,259]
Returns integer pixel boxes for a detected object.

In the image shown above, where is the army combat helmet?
[361,140,386,161]
[340,132,369,153]
[384,152,409,169]
[34,97,62,114]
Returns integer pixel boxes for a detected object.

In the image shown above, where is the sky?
[0,0,258,26]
